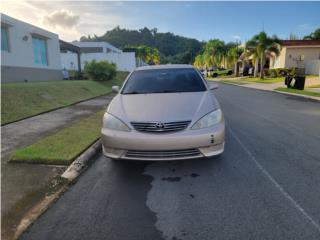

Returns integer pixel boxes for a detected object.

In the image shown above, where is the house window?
[299,55,305,61]
[32,36,48,66]
[1,26,9,51]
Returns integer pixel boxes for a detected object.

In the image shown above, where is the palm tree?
[226,46,243,71]
[245,32,281,78]
[194,54,205,69]
[204,39,226,68]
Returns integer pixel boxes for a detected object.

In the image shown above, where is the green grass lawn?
[10,111,104,165]
[1,72,128,124]
[220,80,249,85]
[275,87,320,98]
[239,77,284,84]
[209,77,284,85]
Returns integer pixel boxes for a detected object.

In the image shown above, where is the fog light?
[199,143,224,157]
[102,146,125,158]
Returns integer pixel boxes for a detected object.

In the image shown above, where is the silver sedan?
[101,64,225,161]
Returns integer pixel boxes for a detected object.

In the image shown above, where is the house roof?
[59,40,81,53]
[281,40,320,47]
[71,41,122,53]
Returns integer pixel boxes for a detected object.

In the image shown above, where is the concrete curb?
[13,185,68,240]
[61,139,102,181]
[13,139,102,239]
[274,90,320,102]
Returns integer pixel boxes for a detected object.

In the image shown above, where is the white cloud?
[1,0,130,41]
[43,9,80,28]
[298,23,312,30]
[232,35,241,41]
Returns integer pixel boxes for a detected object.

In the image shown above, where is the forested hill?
[80,27,204,64]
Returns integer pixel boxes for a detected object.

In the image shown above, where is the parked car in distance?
[210,68,233,77]
[101,64,225,161]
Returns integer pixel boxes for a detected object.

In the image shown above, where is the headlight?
[191,109,222,130]
[103,113,130,131]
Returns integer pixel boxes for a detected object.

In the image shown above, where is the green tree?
[303,28,320,40]
[245,31,281,78]
[81,27,204,64]
[123,45,160,65]
[204,39,225,68]
[193,54,205,68]
[226,46,243,71]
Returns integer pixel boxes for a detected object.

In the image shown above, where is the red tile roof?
[281,40,320,46]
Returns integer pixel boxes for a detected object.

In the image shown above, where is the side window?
[1,26,9,52]
[32,37,48,66]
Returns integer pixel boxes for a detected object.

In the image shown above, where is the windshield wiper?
[123,91,143,95]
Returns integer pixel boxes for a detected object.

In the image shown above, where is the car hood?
[107,91,219,124]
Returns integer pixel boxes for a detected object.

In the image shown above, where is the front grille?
[125,148,201,159]
[131,121,191,133]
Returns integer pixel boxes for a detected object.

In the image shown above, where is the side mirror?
[112,85,120,93]
[209,83,219,90]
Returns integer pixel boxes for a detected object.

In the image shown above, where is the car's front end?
[101,65,225,161]
[101,110,225,161]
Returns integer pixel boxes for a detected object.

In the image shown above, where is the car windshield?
[122,68,206,94]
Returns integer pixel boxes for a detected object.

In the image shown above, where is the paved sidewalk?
[243,82,284,91]
[1,93,114,239]
[2,94,114,159]
[213,76,320,101]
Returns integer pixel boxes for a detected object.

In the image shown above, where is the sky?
[2,1,320,43]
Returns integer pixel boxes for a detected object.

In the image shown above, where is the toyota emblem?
[155,122,165,129]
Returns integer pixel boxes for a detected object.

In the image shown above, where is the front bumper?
[101,122,225,161]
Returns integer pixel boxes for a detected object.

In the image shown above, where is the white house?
[60,41,136,72]
[270,40,320,75]
[1,13,63,82]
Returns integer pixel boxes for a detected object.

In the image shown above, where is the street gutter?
[13,139,103,239]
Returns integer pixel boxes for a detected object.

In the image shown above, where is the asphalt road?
[21,83,320,240]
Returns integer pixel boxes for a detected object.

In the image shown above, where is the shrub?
[267,69,277,77]
[267,68,298,78]
[84,60,117,81]
[277,68,288,77]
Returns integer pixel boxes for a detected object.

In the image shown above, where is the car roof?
[135,64,194,71]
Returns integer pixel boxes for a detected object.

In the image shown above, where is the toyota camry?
[101,64,225,161]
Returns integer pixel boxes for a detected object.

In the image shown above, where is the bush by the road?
[84,60,117,81]
[266,68,297,78]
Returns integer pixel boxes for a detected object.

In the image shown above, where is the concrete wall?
[61,51,136,72]
[270,46,320,75]
[285,47,320,70]
[61,51,78,70]
[270,48,287,69]
[1,66,63,82]
[305,60,320,75]
[72,41,122,53]
[1,14,62,82]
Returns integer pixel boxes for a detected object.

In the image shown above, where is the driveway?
[21,84,320,240]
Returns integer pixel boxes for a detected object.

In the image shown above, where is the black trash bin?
[285,76,305,90]
[294,76,305,90]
